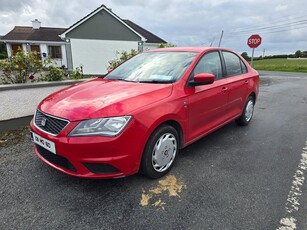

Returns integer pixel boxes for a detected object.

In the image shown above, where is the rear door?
[221,51,250,119]
[187,51,229,142]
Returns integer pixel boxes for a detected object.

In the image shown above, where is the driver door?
[187,51,229,142]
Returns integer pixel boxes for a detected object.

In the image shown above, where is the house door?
[11,44,22,55]
[30,45,41,60]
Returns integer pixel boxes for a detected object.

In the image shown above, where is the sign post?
[247,34,262,66]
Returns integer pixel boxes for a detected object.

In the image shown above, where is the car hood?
[38,78,173,121]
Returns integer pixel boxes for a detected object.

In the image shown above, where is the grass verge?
[253,58,307,73]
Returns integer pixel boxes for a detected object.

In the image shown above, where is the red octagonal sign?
[247,34,262,48]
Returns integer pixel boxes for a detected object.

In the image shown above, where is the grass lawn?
[252,58,307,73]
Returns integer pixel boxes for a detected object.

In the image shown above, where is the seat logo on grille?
[41,117,47,127]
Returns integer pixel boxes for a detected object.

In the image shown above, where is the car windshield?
[105,51,197,83]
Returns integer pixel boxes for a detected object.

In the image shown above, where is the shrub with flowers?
[0,48,52,84]
[107,49,138,70]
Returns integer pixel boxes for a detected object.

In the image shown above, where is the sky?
[0,0,307,57]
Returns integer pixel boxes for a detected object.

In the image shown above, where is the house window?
[48,46,62,58]
[11,44,22,55]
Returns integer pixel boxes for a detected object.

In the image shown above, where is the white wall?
[40,44,48,61]
[41,44,67,68]
[70,39,138,75]
[143,43,159,51]
[6,44,12,57]
[60,44,67,68]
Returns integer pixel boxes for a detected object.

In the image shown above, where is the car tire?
[236,95,255,126]
[140,125,179,179]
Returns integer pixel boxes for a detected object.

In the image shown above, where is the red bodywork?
[30,47,259,178]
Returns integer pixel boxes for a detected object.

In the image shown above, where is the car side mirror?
[189,73,215,86]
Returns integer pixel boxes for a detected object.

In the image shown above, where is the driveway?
[0,71,307,229]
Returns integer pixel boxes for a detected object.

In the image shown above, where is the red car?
[30,47,259,179]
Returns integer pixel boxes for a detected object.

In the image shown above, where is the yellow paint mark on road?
[140,193,152,206]
[140,175,186,209]
[152,199,166,210]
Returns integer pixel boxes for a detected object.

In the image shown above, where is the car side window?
[192,51,222,80]
[240,60,248,73]
[222,51,245,77]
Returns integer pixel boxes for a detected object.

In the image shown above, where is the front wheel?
[236,96,255,126]
[140,125,179,179]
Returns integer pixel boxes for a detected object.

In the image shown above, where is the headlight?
[69,116,132,137]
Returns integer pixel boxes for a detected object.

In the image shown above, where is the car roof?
[147,47,234,53]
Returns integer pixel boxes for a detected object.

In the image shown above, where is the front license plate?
[31,132,56,154]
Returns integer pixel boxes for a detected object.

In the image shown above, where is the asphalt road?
[1,71,307,230]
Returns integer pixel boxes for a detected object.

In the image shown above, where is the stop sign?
[247,34,262,48]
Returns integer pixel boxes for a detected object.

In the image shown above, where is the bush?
[44,66,64,81]
[0,43,7,59]
[0,52,7,60]
[70,67,83,79]
[157,43,176,48]
[107,49,138,69]
[0,48,51,84]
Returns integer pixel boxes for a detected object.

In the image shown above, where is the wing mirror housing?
[189,73,215,86]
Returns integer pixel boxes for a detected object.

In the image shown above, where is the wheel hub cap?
[152,133,177,172]
[245,100,254,122]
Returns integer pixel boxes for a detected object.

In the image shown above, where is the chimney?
[32,19,41,29]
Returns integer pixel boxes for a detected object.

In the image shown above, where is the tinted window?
[222,51,243,76]
[193,51,222,79]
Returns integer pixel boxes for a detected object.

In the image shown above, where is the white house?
[1,5,166,75]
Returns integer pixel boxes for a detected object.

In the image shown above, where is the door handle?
[244,80,249,84]
[221,87,228,93]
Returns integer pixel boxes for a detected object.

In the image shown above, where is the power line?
[227,20,307,37]
[230,19,307,34]
[230,15,307,33]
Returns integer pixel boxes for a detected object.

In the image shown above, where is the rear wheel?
[236,95,254,126]
[140,125,179,179]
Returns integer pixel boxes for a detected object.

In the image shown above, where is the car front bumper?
[30,119,147,178]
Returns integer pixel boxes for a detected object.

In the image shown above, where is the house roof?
[2,5,166,44]
[1,26,66,42]
[60,5,166,44]
[123,20,166,44]
[60,5,147,41]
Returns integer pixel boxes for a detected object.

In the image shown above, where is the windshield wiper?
[108,77,134,82]
[138,80,174,84]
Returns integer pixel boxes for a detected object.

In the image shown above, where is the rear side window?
[240,60,248,73]
[222,51,247,77]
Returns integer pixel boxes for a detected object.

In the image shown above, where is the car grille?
[34,110,69,136]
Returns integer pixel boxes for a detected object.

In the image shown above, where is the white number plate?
[31,132,56,154]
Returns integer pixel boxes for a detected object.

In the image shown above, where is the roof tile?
[1,26,66,42]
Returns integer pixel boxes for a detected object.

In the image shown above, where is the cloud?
[275,4,288,11]
[0,0,307,55]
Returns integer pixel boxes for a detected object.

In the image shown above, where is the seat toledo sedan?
[30,47,259,179]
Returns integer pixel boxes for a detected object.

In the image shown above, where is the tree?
[241,52,250,61]
[295,50,302,58]
[301,51,307,58]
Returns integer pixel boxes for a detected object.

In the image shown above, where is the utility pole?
[218,30,224,47]
[262,49,265,59]
[210,39,214,47]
